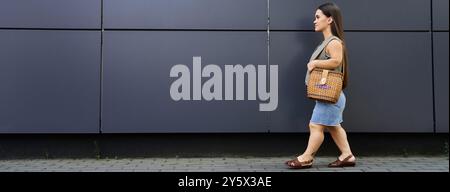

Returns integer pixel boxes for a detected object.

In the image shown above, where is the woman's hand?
[307,60,317,72]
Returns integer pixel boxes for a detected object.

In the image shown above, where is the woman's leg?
[297,123,326,161]
[327,124,355,161]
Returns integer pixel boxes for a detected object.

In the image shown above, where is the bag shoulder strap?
[323,36,342,59]
[309,36,340,61]
[323,36,345,75]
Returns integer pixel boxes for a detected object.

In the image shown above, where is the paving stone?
[0,156,448,172]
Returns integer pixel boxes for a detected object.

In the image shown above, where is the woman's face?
[314,9,331,32]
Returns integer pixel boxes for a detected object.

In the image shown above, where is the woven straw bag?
[307,68,343,103]
[306,36,345,103]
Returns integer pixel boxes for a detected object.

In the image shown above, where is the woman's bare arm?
[307,40,343,72]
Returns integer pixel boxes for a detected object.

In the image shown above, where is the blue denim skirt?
[310,91,346,126]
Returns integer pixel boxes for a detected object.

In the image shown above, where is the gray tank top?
[304,36,343,85]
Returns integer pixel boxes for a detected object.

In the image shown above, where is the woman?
[286,2,356,169]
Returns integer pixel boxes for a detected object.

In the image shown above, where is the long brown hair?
[318,2,349,89]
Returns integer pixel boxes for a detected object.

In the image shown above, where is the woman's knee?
[309,123,325,132]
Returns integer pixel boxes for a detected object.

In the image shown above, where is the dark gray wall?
[433,0,449,133]
[269,32,319,132]
[434,32,449,133]
[270,32,434,132]
[433,0,449,31]
[432,0,449,133]
[343,32,433,132]
[0,0,101,133]
[0,30,101,133]
[0,0,100,28]
[270,0,430,30]
[104,0,267,30]
[0,0,447,133]
[103,31,267,133]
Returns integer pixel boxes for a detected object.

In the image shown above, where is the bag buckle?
[319,70,329,85]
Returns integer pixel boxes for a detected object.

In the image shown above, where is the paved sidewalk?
[0,156,448,172]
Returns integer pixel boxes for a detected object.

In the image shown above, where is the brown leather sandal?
[328,154,356,168]
[285,159,293,165]
[285,156,299,165]
[285,152,316,166]
[286,158,314,169]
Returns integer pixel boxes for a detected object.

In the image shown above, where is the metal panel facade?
[0,31,101,133]
[0,0,445,133]
[269,32,434,132]
[268,32,320,132]
[433,0,449,31]
[104,0,267,30]
[102,31,268,132]
[434,32,449,133]
[0,0,100,28]
[270,0,430,30]
[343,32,434,132]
